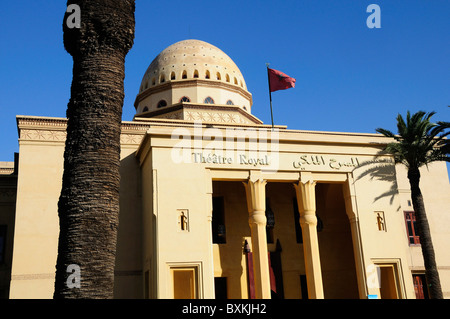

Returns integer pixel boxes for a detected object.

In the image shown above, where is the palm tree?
[376,110,449,299]
[54,1,135,298]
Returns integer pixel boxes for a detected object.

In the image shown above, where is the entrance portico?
[210,169,358,299]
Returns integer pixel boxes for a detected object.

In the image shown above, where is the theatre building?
[1,39,449,299]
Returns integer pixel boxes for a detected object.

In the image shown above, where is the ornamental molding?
[120,133,145,145]
[11,273,54,280]
[151,108,256,125]
[136,103,262,125]
[184,110,252,124]
[134,79,253,107]
[0,168,14,175]
[17,116,68,130]
[16,116,150,145]
[19,129,67,142]
[154,111,183,121]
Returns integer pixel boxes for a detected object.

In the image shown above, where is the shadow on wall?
[353,156,401,211]
[115,152,143,298]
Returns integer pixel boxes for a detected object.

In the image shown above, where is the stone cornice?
[16,116,68,143]
[16,115,67,130]
[15,115,390,147]
[0,168,15,175]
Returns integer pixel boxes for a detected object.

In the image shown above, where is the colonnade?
[243,172,326,299]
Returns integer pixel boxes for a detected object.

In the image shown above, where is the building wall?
[140,143,216,298]
[9,117,147,299]
[9,136,64,298]
[396,162,450,298]
[114,145,144,298]
[7,116,450,299]
[135,123,441,299]
[140,145,154,298]
[351,158,415,298]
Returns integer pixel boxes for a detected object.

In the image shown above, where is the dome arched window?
[193,70,199,78]
[226,100,234,105]
[204,97,214,104]
[142,106,149,112]
[182,70,187,79]
[205,70,210,79]
[157,100,167,108]
[216,72,221,80]
[160,74,165,83]
[180,96,191,103]
[171,72,176,80]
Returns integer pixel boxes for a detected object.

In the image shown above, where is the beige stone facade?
[1,40,449,299]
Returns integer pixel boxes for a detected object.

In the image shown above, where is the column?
[243,174,271,299]
[294,173,324,299]
[343,174,367,298]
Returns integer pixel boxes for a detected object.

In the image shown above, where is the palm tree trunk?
[407,168,443,299]
[54,0,135,299]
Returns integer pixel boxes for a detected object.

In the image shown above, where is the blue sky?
[0,1,449,163]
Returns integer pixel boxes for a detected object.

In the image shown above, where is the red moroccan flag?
[268,68,296,92]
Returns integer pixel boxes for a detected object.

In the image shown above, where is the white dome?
[140,39,248,91]
[135,39,252,115]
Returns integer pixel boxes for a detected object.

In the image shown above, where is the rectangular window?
[371,260,404,299]
[404,211,420,245]
[375,211,387,232]
[378,265,400,299]
[212,196,226,244]
[413,274,429,299]
[171,267,198,299]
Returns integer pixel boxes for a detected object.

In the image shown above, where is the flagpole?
[266,63,274,130]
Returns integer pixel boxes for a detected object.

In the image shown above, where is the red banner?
[268,68,296,92]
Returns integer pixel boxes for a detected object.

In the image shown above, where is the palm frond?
[437,121,450,129]
[375,127,396,138]
[376,110,449,169]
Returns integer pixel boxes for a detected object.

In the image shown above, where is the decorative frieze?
[20,129,67,142]
[16,116,149,146]
[120,133,145,145]
[152,109,254,124]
